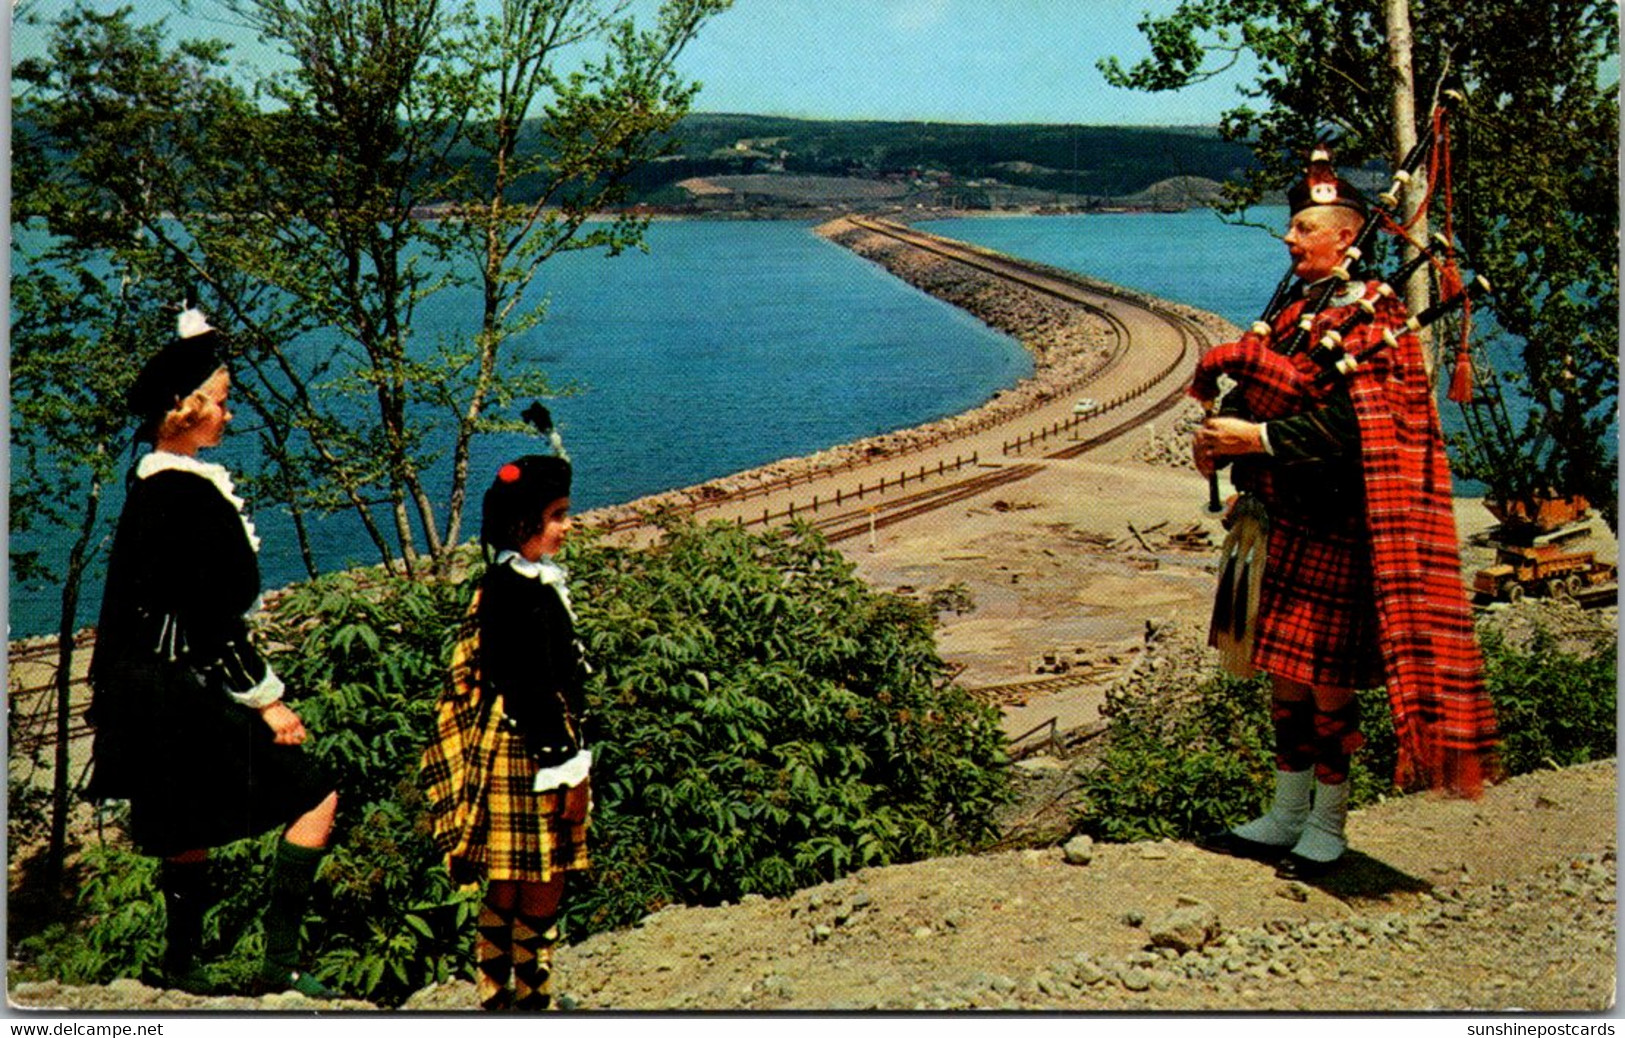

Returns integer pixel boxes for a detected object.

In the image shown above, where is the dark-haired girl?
[420,455,591,1011]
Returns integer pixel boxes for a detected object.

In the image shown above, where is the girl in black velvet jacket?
[87,309,338,997]
[421,454,590,1011]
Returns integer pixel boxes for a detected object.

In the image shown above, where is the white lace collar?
[496,550,574,618]
[136,451,261,552]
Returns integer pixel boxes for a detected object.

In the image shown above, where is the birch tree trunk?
[1385,0,1436,379]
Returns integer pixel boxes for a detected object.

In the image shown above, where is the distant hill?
[1113,175,1229,209]
[614,114,1258,211]
[13,110,1258,217]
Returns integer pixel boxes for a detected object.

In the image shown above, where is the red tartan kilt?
[1252,508,1383,691]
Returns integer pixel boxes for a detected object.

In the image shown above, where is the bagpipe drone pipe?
[1190,261,1492,432]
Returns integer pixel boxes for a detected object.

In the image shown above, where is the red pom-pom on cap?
[498,463,522,483]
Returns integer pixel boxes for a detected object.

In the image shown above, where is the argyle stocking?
[475,902,516,1010]
[1271,696,1317,773]
[1312,699,1364,785]
[511,914,559,1011]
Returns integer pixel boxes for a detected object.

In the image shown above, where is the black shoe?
[1275,851,1343,881]
[1196,829,1295,863]
[162,958,215,996]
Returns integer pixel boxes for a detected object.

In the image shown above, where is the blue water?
[920,210,1289,326]
[921,211,1570,496]
[10,220,1033,637]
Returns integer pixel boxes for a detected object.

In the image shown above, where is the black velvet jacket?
[87,463,274,799]
[476,560,588,767]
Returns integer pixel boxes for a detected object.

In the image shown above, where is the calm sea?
[926,210,1551,498]
[9,210,1507,639]
[921,209,1286,325]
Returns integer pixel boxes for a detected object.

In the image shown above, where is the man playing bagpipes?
[1190,146,1498,880]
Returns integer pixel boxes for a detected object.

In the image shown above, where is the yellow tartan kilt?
[420,595,590,885]
[452,721,591,883]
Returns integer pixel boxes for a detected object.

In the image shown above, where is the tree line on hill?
[612,115,1260,203]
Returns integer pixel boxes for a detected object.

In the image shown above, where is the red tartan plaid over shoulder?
[1346,307,1498,796]
[1192,283,1499,796]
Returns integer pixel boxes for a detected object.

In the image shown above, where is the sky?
[670,0,1254,124]
[8,0,1256,126]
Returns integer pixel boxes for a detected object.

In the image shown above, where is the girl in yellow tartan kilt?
[420,453,591,1011]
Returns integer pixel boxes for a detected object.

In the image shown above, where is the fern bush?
[30,519,1010,1004]
[1478,623,1616,774]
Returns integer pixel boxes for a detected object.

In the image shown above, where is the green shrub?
[45,520,1010,1004]
[566,521,1010,933]
[15,847,163,986]
[1072,615,1617,842]
[1074,671,1274,842]
[1479,624,1616,773]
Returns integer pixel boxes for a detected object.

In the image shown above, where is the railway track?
[791,217,1209,540]
[813,462,1043,543]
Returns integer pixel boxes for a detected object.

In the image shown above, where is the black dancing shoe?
[1275,851,1344,881]
[1196,829,1295,863]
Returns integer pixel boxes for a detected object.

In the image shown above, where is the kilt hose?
[421,602,590,885]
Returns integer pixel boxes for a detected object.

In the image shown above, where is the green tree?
[423,0,728,552]
[11,0,728,884]
[17,0,731,580]
[1101,0,1619,523]
[8,255,145,884]
[205,0,730,570]
[13,5,362,579]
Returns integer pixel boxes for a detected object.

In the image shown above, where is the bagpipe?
[1193,87,1491,514]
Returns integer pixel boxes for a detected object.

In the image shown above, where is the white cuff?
[1258,422,1275,456]
[230,667,285,709]
[533,749,592,792]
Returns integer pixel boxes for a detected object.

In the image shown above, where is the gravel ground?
[15,761,1609,1013]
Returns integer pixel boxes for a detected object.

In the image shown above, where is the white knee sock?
[1290,779,1350,862]
[1230,768,1313,847]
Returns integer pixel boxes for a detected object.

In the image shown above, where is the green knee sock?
[260,840,324,978]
